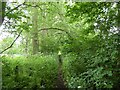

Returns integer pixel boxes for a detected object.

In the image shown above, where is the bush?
[62,34,120,89]
[1,54,58,89]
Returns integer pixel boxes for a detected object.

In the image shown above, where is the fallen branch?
[0,30,23,54]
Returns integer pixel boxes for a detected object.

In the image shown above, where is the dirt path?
[56,54,67,89]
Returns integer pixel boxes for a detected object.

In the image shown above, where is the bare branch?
[0,30,23,54]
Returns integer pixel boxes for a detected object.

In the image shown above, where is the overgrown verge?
[62,34,120,89]
[1,54,58,89]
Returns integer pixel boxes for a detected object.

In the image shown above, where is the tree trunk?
[32,4,39,54]
[0,2,6,26]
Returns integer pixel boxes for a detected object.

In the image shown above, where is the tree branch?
[2,30,17,33]
[39,27,73,40]
[5,2,25,16]
[0,30,23,54]
[24,3,43,11]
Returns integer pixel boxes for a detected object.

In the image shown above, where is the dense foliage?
[2,54,58,88]
[0,1,120,89]
[63,2,120,89]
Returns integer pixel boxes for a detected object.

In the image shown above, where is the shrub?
[1,54,58,89]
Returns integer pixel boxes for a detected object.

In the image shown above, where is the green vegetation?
[2,54,58,88]
[0,1,120,89]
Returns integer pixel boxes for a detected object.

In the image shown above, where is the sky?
[0,25,22,45]
[0,25,9,42]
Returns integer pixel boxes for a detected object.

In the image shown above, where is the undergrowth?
[1,54,58,89]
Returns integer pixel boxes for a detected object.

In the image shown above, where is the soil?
[56,62,67,89]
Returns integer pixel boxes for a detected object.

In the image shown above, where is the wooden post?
[58,51,62,65]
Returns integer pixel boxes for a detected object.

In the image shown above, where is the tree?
[64,2,120,88]
[31,3,39,54]
[0,2,6,26]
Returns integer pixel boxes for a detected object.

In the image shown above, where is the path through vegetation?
[56,53,67,88]
[1,1,120,89]
[56,62,66,88]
